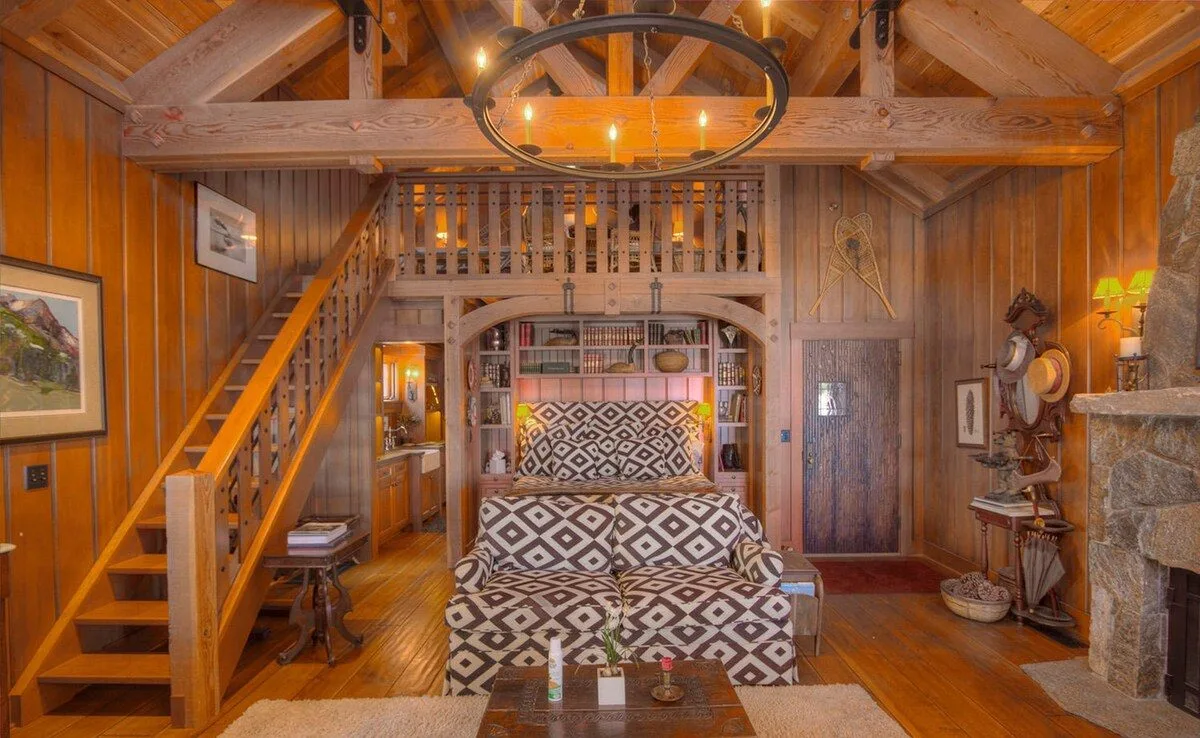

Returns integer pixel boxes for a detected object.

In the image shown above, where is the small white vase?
[596,666,625,706]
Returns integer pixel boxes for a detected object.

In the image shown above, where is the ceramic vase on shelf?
[721,444,742,471]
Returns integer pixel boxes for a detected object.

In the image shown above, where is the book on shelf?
[287,521,349,547]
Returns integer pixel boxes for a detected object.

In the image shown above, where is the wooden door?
[801,340,900,553]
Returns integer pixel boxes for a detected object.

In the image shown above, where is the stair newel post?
[165,469,222,729]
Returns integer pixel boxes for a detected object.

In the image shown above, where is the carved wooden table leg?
[315,570,335,665]
[278,569,316,665]
[980,520,990,575]
[1013,531,1027,616]
[329,565,364,648]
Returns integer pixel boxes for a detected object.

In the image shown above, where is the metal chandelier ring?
[467,13,790,181]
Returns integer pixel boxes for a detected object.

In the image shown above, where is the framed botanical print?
[195,183,258,282]
[0,256,107,443]
[955,378,988,449]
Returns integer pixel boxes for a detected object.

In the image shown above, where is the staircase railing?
[166,176,395,728]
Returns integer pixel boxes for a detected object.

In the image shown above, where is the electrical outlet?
[25,464,49,490]
[780,429,791,443]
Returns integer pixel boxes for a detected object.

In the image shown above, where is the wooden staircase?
[9,176,397,729]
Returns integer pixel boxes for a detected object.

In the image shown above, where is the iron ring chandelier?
[466,12,790,181]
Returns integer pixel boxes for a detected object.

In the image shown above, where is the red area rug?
[812,559,946,595]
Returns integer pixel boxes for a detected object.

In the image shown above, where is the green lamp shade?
[1092,277,1125,301]
[1126,268,1155,295]
[515,403,532,423]
[695,402,713,418]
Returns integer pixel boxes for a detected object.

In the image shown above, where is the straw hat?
[996,331,1035,383]
[1026,348,1070,402]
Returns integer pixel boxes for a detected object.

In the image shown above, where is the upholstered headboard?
[517,400,705,473]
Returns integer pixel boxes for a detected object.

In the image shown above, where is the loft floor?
[12,532,1112,737]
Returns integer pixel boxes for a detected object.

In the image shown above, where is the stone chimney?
[1143,112,1200,388]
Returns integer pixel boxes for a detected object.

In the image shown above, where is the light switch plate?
[25,464,49,490]
[780,429,791,443]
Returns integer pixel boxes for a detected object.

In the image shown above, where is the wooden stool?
[264,529,368,665]
[779,549,824,655]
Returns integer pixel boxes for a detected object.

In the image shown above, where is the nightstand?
[479,473,514,499]
[716,471,748,507]
[779,549,824,655]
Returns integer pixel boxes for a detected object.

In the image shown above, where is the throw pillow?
[616,437,668,480]
[553,437,605,481]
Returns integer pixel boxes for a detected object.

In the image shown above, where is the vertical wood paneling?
[0,46,370,679]
[915,62,1197,624]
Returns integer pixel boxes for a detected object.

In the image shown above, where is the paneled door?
[801,340,899,553]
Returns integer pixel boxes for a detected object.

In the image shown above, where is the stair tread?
[108,554,167,575]
[40,654,171,685]
[76,600,168,626]
[138,513,240,530]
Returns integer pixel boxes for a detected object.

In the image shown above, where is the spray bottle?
[548,636,563,702]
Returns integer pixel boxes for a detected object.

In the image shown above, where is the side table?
[779,549,824,655]
[970,501,1059,617]
[263,529,369,665]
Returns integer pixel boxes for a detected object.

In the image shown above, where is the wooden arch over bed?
[441,288,784,565]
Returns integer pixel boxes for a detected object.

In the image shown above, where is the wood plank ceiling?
[4,0,1198,214]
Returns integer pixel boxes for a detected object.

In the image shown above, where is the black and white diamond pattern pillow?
[553,437,609,480]
[517,432,555,477]
[616,438,668,480]
[652,426,699,475]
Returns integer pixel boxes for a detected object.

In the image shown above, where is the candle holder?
[600,162,626,172]
[690,149,716,161]
[650,657,684,702]
[517,143,543,156]
[1115,355,1149,392]
[761,36,787,58]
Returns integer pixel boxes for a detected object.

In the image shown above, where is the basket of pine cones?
[940,572,1012,623]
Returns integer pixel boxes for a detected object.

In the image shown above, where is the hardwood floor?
[12,531,1114,737]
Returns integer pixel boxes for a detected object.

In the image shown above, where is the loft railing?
[394,172,765,279]
[164,176,395,728]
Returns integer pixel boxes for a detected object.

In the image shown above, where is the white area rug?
[1023,658,1200,738]
[220,684,907,737]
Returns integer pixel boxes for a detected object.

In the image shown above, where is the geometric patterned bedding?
[508,472,718,497]
[445,492,793,695]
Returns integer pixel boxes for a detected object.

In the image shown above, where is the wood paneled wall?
[0,44,370,677]
[778,167,922,551]
[916,62,1200,624]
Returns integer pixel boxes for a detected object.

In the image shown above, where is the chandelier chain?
[642,31,662,170]
[729,12,747,36]
[572,0,587,20]
[496,58,534,132]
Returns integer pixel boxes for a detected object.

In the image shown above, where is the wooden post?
[166,470,223,729]
[443,296,466,565]
[1,543,13,738]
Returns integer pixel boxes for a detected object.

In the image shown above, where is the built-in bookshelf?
[476,324,514,477]
[515,316,712,378]
[715,322,750,481]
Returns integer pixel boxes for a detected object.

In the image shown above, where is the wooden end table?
[479,659,755,737]
[263,528,368,665]
[780,549,824,655]
[970,501,1058,617]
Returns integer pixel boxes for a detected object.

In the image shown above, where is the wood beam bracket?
[353,14,370,53]
[850,0,900,51]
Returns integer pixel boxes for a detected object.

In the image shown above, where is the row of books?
[722,391,748,423]
[647,321,708,345]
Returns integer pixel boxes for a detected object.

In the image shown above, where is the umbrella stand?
[1014,518,1076,628]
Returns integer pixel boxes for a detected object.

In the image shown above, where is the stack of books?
[970,496,1058,518]
[287,521,350,548]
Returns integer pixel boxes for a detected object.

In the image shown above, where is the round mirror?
[1015,374,1041,424]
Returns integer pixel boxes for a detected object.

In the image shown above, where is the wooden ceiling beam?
[487,0,604,96]
[122,95,1121,170]
[607,0,633,96]
[0,0,78,38]
[859,5,894,97]
[790,2,860,96]
[772,2,824,40]
[897,0,1120,96]
[348,12,383,100]
[1,28,130,109]
[1113,20,1200,102]
[641,0,738,97]
[381,0,408,66]
[124,0,346,105]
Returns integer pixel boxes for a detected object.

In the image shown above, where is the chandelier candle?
[762,0,771,36]
[523,104,533,146]
[608,124,618,164]
[699,110,707,151]
[513,0,522,27]
[475,48,486,71]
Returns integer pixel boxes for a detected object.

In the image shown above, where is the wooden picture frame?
[195,182,258,282]
[955,378,988,449]
[0,256,107,444]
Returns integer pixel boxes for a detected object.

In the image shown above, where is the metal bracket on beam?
[850,0,900,51]
[353,14,369,54]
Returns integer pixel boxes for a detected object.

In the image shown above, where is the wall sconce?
[405,366,419,402]
[516,403,532,425]
[650,277,663,315]
[562,278,575,315]
[1093,269,1155,357]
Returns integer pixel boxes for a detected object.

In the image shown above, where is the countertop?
[377,443,445,464]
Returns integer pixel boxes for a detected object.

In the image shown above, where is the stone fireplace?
[1071,114,1200,703]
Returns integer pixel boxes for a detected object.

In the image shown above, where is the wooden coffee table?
[477,659,755,737]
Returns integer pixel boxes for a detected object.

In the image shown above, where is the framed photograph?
[195,183,258,282]
[0,256,106,444]
[955,378,988,449]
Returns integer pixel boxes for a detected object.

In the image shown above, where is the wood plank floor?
[12,531,1115,737]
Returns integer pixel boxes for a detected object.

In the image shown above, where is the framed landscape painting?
[955,378,988,449]
[0,256,106,443]
[195,183,258,282]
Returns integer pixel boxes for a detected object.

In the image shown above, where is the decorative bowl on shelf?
[654,350,689,373]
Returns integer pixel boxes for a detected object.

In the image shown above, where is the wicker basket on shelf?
[940,578,1011,623]
[653,349,689,373]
